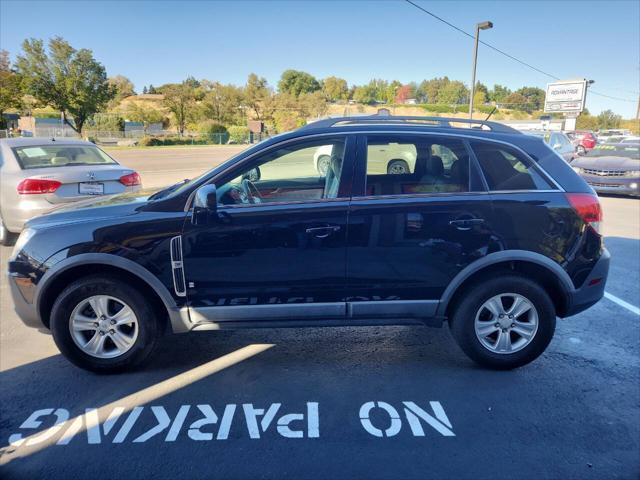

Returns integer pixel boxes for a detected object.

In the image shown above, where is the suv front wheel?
[50,275,160,373]
[449,275,556,370]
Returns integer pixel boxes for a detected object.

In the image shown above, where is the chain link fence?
[8,128,267,146]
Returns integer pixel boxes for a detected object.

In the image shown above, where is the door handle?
[449,218,485,230]
[306,225,341,238]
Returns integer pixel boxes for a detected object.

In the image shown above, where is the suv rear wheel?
[50,275,160,373]
[449,275,556,370]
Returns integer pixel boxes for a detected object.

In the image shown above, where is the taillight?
[17,179,62,194]
[566,193,602,234]
[119,172,141,186]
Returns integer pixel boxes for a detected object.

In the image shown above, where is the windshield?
[12,145,118,170]
[587,144,640,159]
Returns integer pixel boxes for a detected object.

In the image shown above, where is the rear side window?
[363,135,471,196]
[12,145,117,170]
[470,141,554,191]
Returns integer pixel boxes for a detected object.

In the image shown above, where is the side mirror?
[192,184,217,225]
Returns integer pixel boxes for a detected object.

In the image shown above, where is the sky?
[1,0,639,117]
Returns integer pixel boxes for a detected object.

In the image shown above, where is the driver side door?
[181,135,354,324]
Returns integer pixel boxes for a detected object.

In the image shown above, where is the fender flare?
[35,253,180,325]
[436,250,574,316]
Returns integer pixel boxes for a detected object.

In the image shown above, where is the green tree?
[503,92,529,111]
[353,84,377,104]
[596,109,622,129]
[438,81,468,105]
[278,70,321,97]
[473,90,487,106]
[384,80,402,104]
[322,76,348,101]
[475,82,489,98]
[125,102,164,133]
[0,50,24,126]
[298,90,328,118]
[162,81,196,135]
[416,77,450,103]
[148,84,157,94]
[515,86,545,110]
[16,37,115,134]
[200,81,244,125]
[488,84,512,103]
[576,112,598,130]
[244,73,271,121]
[107,75,135,108]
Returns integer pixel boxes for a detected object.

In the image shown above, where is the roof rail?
[301,114,521,134]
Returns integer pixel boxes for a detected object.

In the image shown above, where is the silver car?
[524,131,576,163]
[0,138,141,245]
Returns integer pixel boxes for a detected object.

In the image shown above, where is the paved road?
[105,145,248,189]
[0,147,638,479]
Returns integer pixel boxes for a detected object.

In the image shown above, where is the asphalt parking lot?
[0,147,638,479]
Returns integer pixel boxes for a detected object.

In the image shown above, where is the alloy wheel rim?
[474,293,538,354]
[69,295,139,359]
[389,163,407,174]
[319,157,330,175]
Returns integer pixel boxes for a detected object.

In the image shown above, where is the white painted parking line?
[604,292,640,315]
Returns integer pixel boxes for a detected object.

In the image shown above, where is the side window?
[471,141,554,191]
[366,141,416,175]
[363,135,470,196]
[217,138,346,206]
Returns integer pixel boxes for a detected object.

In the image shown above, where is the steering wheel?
[241,178,262,204]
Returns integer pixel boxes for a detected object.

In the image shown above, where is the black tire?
[449,275,556,370]
[50,275,161,373]
[0,216,18,247]
[387,159,410,175]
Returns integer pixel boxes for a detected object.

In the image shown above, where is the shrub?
[421,104,457,114]
[138,136,164,146]
[198,120,227,135]
[228,125,250,144]
[476,105,496,114]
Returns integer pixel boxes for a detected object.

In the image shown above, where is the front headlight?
[11,228,36,260]
[572,166,583,174]
[626,170,640,177]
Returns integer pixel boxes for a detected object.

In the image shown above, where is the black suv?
[8,116,610,372]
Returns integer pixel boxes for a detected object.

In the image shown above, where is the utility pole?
[469,21,493,119]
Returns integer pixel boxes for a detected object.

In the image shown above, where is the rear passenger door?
[345,133,496,319]
[469,140,570,263]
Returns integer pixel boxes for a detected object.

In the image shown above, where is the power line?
[404,0,637,104]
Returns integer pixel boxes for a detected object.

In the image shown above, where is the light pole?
[469,21,493,119]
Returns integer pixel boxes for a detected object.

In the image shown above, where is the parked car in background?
[567,130,597,155]
[597,129,632,143]
[0,138,142,245]
[571,143,640,197]
[524,131,576,162]
[8,115,609,373]
[314,142,417,175]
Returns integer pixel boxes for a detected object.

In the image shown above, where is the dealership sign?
[544,79,587,113]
